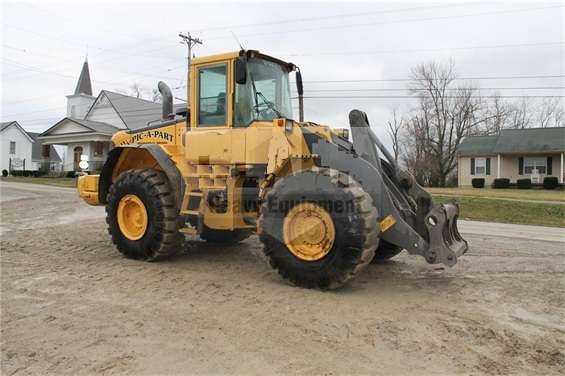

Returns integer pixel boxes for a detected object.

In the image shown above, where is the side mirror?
[296,70,304,96]
[235,58,247,84]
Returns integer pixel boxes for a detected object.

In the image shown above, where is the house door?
[73,146,83,171]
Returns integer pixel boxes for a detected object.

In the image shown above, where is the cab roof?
[191,50,295,70]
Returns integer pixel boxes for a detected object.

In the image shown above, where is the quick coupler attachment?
[423,201,468,266]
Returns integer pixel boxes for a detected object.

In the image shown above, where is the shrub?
[32,170,47,177]
[492,178,510,189]
[517,178,532,189]
[543,177,559,190]
[66,171,76,178]
[471,178,485,188]
[1,169,7,177]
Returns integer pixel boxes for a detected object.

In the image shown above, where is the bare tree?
[403,61,491,187]
[507,98,533,129]
[152,88,162,103]
[482,93,511,134]
[115,83,160,102]
[130,83,144,99]
[386,109,404,163]
[538,97,564,127]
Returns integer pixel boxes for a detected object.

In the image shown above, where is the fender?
[98,145,184,208]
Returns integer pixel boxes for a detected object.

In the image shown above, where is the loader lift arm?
[307,110,468,266]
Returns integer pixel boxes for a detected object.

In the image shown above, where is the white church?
[38,60,163,172]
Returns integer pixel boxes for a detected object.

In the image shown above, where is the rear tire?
[199,226,252,244]
[259,168,379,289]
[106,169,182,261]
[371,240,403,263]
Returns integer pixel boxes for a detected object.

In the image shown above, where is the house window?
[524,157,546,174]
[9,141,16,154]
[93,142,104,157]
[474,157,486,175]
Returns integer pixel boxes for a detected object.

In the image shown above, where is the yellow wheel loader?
[78,50,468,289]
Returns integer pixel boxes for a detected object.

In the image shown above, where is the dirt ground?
[1,182,564,375]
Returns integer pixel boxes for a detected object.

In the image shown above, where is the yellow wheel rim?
[283,202,335,261]
[117,194,148,241]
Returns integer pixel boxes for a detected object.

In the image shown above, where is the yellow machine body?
[79,50,339,233]
[77,49,468,288]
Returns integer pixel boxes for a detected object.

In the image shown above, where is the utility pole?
[178,32,203,100]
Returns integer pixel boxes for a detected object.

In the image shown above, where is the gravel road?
[1,181,564,375]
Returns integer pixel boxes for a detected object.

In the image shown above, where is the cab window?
[198,64,227,126]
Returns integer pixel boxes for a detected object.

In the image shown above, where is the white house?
[38,59,164,172]
[0,122,62,173]
[1,121,34,172]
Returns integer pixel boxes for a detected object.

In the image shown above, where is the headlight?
[285,119,294,133]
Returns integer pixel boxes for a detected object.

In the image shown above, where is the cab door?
[186,61,236,164]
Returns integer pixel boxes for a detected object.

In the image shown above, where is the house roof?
[90,90,163,130]
[38,117,121,138]
[26,132,62,162]
[493,127,565,154]
[458,127,565,156]
[458,135,498,156]
[0,121,14,132]
[70,118,122,135]
[74,60,93,96]
[0,121,35,142]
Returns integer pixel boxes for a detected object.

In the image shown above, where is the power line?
[300,74,565,83]
[295,87,565,93]
[192,2,483,33]
[295,95,565,99]
[10,86,564,118]
[1,51,185,83]
[279,41,565,57]
[205,4,563,41]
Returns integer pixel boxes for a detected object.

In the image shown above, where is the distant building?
[38,59,163,172]
[457,127,565,187]
[1,121,34,172]
[0,121,60,173]
[27,132,62,171]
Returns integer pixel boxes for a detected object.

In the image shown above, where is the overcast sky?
[1,0,563,143]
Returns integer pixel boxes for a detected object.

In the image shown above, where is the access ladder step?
[178,227,198,235]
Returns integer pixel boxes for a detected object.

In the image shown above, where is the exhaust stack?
[158,81,173,120]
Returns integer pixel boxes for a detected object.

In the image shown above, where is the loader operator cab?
[192,50,298,128]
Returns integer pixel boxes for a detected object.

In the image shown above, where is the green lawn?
[427,187,565,203]
[434,195,565,228]
[0,176,77,188]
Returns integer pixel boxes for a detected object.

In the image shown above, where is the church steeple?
[74,59,92,96]
[67,59,95,119]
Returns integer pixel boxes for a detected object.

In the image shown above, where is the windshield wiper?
[249,72,283,118]
[256,92,283,118]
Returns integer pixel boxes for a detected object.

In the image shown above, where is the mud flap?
[424,201,468,266]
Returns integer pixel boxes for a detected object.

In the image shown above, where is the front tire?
[106,169,182,261]
[259,168,379,289]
